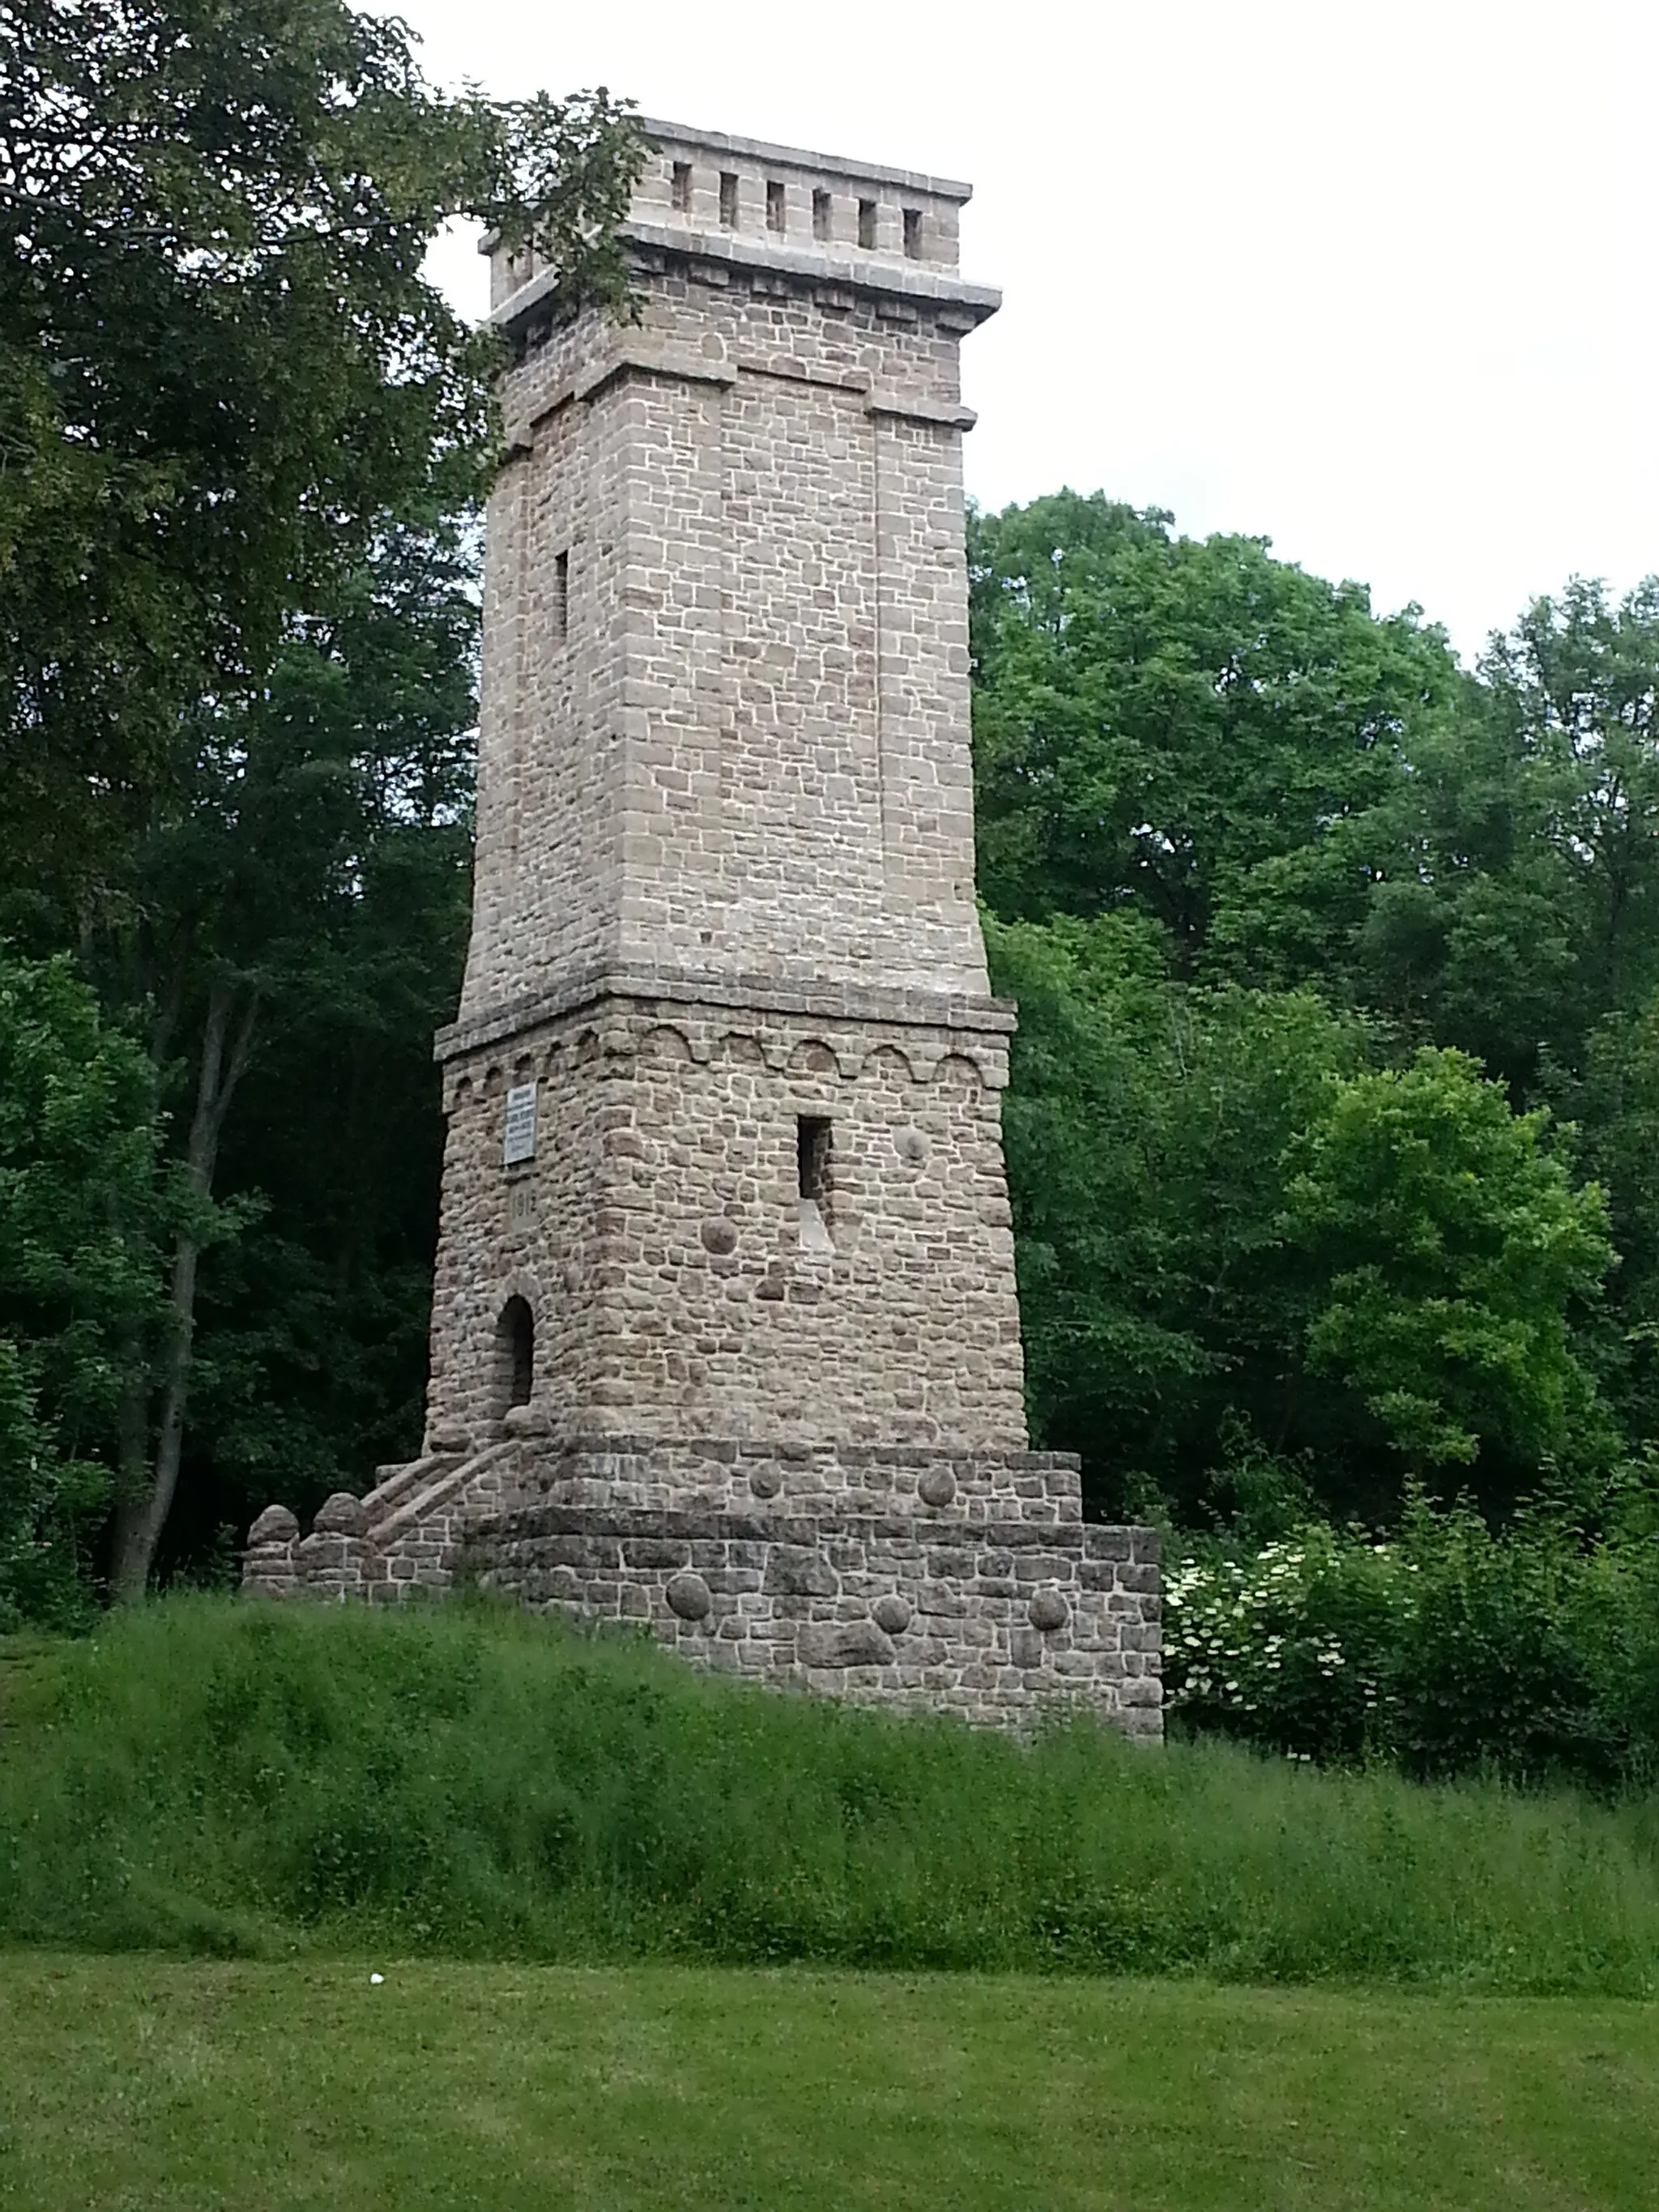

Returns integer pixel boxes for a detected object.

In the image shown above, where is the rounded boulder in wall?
[665,1571,713,1622]
[1028,1588,1069,1633]
[917,1467,956,1509]
[312,1491,369,1537]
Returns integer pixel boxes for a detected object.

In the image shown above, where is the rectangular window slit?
[858,198,877,250]
[719,171,739,228]
[672,160,692,212]
[552,549,569,644]
[812,188,831,241]
[797,1115,832,1205]
[766,179,785,232]
[902,207,923,258]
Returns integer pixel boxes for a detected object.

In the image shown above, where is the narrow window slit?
[902,207,923,258]
[797,1115,832,1204]
[672,160,692,212]
[812,188,831,241]
[795,1116,835,1256]
[552,549,569,643]
[766,179,786,233]
[858,198,877,250]
[719,172,739,228]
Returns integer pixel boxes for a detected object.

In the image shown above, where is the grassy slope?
[2,1955,1658,2210]
[5,1597,1659,1989]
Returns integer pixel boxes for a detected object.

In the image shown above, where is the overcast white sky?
[384,0,1658,663]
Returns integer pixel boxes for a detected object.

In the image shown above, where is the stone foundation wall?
[464,1505,1162,1737]
[245,1451,1162,1740]
[501,1434,1084,1524]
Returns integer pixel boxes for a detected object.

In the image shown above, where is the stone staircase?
[242,1439,526,1601]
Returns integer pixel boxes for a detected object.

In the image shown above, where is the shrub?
[1166,1491,1659,1788]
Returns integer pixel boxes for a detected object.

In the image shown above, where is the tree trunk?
[110,973,258,1604]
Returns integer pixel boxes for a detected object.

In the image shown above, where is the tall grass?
[3,1596,1658,1992]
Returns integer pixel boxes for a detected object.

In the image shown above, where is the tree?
[1284,1049,1615,1491]
[970,491,1461,977]
[1347,578,1659,1098]
[987,911,1367,1519]
[168,523,479,1550]
[1,0,646,1596]
[1485,581,1659,1021]
[0,950,168,1624]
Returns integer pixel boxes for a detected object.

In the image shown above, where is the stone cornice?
[504,343,976,448]
[491,221,1000,343]
[434,963,1018,1063]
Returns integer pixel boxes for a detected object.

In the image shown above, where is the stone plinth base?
[466,1503,1162,1737]
[241,1438,1162,1738]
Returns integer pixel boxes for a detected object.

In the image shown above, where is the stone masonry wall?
[424,990,1029,1458]
[246,1438,1087,1590]
[458,140,997,1027]
[246,1477,1162,1739]
[463,1505,1162,1737]
[510,1438,1085,1524]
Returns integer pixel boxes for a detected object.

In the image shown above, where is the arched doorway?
[494,1294,535,1418]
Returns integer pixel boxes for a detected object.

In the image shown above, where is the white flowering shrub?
[1166,1525,1415,1762]
[1165,1499,1659,1783]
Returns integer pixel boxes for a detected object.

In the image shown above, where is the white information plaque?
[503,1081,538,1166]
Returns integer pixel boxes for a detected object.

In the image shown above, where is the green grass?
[5,1596,1659,1991]
[2,1954,1658,2209]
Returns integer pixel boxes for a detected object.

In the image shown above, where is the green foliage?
[1166,1489,1659,1788]
[1285,1050,1615,1477]
[972,491,1659,1551]
[987,910,1367,1516]
[970,490,1460,971]
[0,0,643,906]
[0,952,166,1623]
[184,539,476,1515]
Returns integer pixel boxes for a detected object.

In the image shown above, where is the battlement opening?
[857,198,876,249]
[495,1296,535,1416]
[902,207,923,258]
[719,171,739,228]
[672,160,692,211]
[812,187,831,241]
[766,179,786,233]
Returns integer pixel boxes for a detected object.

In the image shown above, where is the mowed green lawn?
[1,1958,1657,2210]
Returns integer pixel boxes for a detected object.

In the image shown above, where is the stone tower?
[243,121,1162,1737]
[427,120,1025,1470]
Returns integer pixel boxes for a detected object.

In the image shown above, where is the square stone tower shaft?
[425,120,1029,1471]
